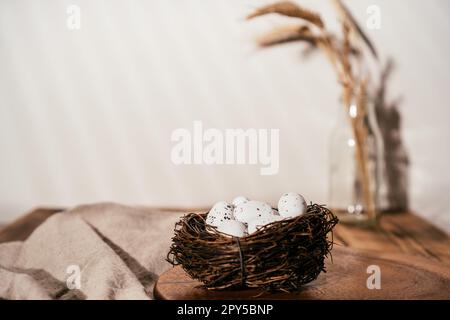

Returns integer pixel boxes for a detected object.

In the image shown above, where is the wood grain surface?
[1,208,449,299]
[154,246,450,300]
[334,212,450,265]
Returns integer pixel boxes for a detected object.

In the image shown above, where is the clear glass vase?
[329,96,383,226]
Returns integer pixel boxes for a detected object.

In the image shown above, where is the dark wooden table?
[1,208,449,299]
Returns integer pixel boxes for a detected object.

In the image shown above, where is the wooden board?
[154,246,450,300]
[334,212,450,265]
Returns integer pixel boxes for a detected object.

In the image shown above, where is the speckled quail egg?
[233,200,273,223]
[216,220,248,237]
[206,201,234,227]
[277,192,307,219]
[247,215,284,234]
[231,196,249,207]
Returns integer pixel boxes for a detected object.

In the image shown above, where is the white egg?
[271,209,280,216]
[231,196,249,207]
[206,201,234,226]
[278,192,307,219]
[233,200,273,223]
[248,215,283,234]
[216,220,248,237]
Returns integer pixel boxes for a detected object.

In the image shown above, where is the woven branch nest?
[167,204,338,292]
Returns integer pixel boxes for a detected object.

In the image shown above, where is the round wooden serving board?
[155,246,450,300]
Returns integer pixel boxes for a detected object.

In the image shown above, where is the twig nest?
[167,199,339,292]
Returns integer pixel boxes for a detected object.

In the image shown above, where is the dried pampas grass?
[247,0,380,222]
[331,0,378,59]
[247,1,324,29]
[257,24,317,47]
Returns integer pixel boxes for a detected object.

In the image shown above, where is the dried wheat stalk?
[247,1,324,28]
[247,0,378,221]
[330,0,378,59]
[257,24,317,47]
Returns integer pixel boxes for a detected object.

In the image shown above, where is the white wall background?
[1,0,449,232]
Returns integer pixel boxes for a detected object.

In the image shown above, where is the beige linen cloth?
[0,203,183,300]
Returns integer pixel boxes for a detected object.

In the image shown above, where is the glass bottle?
[329,96,383,226]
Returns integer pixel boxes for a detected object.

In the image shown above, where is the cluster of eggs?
[206,192,307,237]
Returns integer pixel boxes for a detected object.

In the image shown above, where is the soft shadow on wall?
[375,59,409,213]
